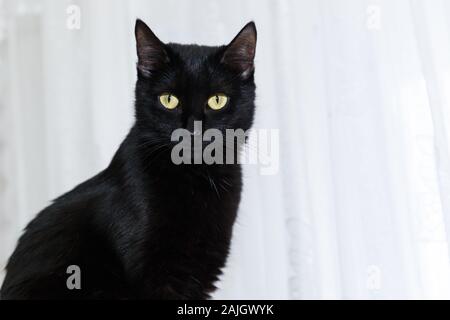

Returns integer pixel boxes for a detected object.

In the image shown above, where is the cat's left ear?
[135,19,169,77]
[221,22,257,79]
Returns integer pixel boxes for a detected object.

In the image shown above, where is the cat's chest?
[130,168,242,298]
[151,167,241,219]
[147,169,241,251]
[153,185,235,237]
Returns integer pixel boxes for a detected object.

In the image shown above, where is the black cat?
[0,19,257,300]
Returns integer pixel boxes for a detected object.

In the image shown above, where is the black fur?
[0,20,257,300]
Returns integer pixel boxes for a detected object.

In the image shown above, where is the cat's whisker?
[207,173,220,199]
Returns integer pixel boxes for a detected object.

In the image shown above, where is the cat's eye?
[159,94,179,109]
[207,94,228,110]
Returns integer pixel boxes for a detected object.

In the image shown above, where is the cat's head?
[133,19,257,151]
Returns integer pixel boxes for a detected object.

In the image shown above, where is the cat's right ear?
[135,19,169,77]
[221,22,257,79]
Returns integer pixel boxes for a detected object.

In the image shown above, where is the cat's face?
[134,20,257,146]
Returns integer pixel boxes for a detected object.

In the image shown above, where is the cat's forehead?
[162,43,230,92]
[167,43,221,70]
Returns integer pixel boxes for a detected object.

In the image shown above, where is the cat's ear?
[221,22,257,79]
[135,19,169,77]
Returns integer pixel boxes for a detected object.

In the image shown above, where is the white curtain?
[1,0,450,299]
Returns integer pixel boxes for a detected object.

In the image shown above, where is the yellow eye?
[159,94,179,109]
[207,94,228,110]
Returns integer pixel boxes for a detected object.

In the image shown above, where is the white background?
[1,0,450,299]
